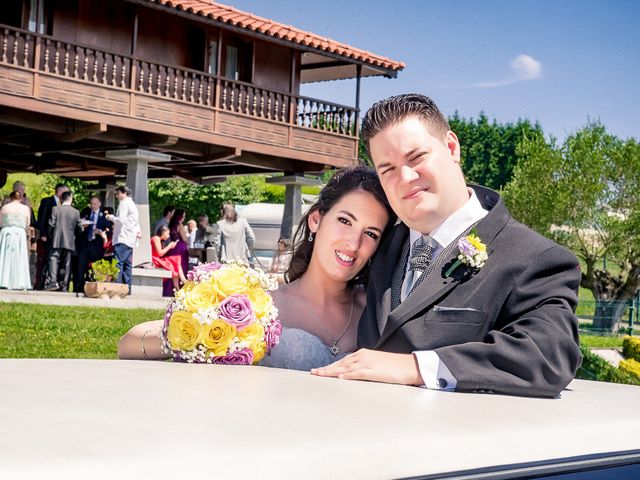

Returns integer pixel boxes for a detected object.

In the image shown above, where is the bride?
[117,166,395,370]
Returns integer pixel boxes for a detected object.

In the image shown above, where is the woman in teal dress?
[0,190,32,290]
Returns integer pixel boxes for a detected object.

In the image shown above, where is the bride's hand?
[310,349,424,386]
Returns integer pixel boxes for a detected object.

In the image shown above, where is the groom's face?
[369,116,469,234]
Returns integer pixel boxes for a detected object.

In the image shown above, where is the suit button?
[436,378,448,389]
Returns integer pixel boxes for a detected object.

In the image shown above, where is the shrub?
[89,258,120,282]
[619,358,640,381]
[622,336,640,362]
[575,346,640,386]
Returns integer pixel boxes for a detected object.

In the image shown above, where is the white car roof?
[1,359,639,479]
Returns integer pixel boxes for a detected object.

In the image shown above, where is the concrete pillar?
[266,173,321,239]
[126,157,151,267]
[104,183,116,209]
[106,148,170,267]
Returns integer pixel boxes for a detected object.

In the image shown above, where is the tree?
[449,112,545,190]
[148,175,274,223]
[503,122,640,331]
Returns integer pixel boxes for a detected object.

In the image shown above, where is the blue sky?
[228,0,639,141]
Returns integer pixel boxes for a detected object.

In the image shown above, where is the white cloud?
[471,54,543,88]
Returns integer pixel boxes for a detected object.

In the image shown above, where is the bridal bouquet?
[161,262,281,364]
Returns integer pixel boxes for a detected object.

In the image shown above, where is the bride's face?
[308,189,389,283]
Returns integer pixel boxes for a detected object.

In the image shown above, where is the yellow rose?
[183,281,217,312]
[238,323,266,363]
[166,310,202,351]
[201,319,237,357]
[246,288,273,319]
[211,264,248,298]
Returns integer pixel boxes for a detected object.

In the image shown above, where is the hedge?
[575,346,640,386]
[622,336,640,362]
[619,358,640,380]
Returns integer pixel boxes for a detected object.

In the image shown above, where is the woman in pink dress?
[166,208,189,275]
[151,225,186,292]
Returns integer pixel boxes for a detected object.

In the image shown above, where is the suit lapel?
[360,224,408,345]
[375,185,512,349]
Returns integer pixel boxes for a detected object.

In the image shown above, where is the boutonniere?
[444,229,488,278]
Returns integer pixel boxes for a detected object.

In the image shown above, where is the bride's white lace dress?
[260,327,350,371]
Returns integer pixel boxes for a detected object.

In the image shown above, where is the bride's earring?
[308,232,315,242]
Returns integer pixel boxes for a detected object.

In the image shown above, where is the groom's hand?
[311,349,424,386]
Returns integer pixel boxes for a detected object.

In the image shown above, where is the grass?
[0,302,636,359]
[579,335,625,349]
[0,303,164,358]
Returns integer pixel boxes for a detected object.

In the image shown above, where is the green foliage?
[449,113,545,190]
[0,172,100,216]
[575,345,640,385]
[89,258,120,283]
[0,303,164,358]
[358,136,372,167]
[504,122,640,316]
[148,175,271,222]
[579,335,625,349]
[619,358,640,380]
[623,336,640,362]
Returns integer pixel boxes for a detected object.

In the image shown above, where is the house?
[0,0,403,289]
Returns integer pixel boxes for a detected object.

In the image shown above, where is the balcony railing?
[0,25,358,137]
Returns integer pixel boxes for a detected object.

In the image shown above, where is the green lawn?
[0,303,164,358]
[0,301,635,358]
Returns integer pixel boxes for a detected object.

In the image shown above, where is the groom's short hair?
[361,94,451,155]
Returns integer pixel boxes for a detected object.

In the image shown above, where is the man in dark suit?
[313,94,581,398]
[74,195,111,293]
[35,183,68,289]
[44,190,82,291]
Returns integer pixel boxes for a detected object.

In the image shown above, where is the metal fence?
[577,295,639,336]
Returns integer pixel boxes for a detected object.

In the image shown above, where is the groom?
[313,94,582,397]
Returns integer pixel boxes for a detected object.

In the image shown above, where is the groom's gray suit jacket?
[358,185,582,397]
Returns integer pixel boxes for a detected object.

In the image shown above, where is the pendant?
[330,343,339,356]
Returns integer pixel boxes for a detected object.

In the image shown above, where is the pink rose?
[264,320,282,354]
[213,348,254,365]
[218,294,255,330]
[187,261,222,281]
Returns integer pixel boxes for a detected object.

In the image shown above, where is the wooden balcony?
[0,25,359,178]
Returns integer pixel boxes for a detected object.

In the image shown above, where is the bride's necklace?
[311,288,355,356]
[313,291,354,357]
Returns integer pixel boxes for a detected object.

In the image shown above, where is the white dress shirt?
[111,196,140,248]
[405,189,489,391]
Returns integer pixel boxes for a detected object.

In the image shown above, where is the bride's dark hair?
[285,166,395,284]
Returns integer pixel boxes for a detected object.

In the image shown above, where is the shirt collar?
[409,188,488,253]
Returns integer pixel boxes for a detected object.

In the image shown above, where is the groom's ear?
[307,210,321,233]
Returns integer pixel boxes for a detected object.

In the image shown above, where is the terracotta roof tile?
[151,0,404,72]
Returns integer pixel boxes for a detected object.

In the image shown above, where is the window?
[222,38,252,82]
[207,40,218,75]
[225,45,239,80]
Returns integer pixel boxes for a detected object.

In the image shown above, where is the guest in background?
[166,208,189,275]
[151,225,186,293]
[186,219,197,248]
[74,195,110,293]
[2,181,38,283]
[195,214,220,263]
[270,236,292,281]
[45,190,82,291]
[153,205,175,239]
[217,202,255,263]
[100,207,115,261]
[0,190,32,290]
[106,186,139,294]
[35,183,68,289]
